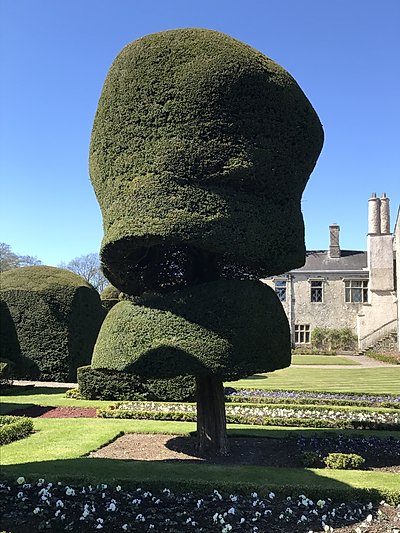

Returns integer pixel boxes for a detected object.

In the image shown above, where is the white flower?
[37,479,45,485]
[197,499,203,508]
[222,525,233,533]
[16,477,25,485]
[268,492,275,500]
[107,502,116,512]
[213,512,219,523]
[354,528,362,533]
[228,507,235,514]
[97,518,104,523]
[300,515,308,522]
[317,499,326,508]
[65,487,75,496]
[116,485,122,492]
[33,507,40,514]
[17,492,24,498]
[251,492,258,498]
[366,514,373,522]
[56,500,64,508]
[230,494,238,502]
[55,510,61,517]
[122,525,128,531]
[96,525,103,530]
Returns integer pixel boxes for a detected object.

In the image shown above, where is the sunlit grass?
[229,367,400,394]
[291,355,359,365]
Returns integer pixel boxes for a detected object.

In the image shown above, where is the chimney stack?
[368,192,381,234]
[380,192,390,234]
[329,224,340,258]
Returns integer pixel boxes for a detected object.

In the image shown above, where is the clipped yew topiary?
[100,284,120,312]
[90,29,323,454]
[0,266,105,381]
[77,366,196,402]
[90,28,324,295]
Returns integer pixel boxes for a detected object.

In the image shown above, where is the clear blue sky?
[1,0,399,266]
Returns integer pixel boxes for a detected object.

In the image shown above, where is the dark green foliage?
[324,453,366,470]
[77,365,196,401]
[0,266,105,381]
[0,359,14,389]
[100,285,120,312]
[90,28,324,293]
[100,285,120,300]
[0,415,33,445]
[91,280,291,380]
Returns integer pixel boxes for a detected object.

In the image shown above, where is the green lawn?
[291,355,359,365]
[1,367,399,498]
[229,367,400,394]
[1,418,399,495]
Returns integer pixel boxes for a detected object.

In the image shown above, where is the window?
[310,280,323,302]
[274,279,287,302]
[345,280,368,303]
[295,324,310,344]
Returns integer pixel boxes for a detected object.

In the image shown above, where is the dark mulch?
[10,406,97,418]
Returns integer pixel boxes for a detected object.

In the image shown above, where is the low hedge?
[324,453,366,470]
[77,366,196,402]
[365,351,400,365]
[97,407,399,431]
[0,416,33,446]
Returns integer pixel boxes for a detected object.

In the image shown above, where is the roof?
[290,250,368,273]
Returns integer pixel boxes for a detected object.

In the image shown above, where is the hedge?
[77,365,196,402]
[97,407,399,431]
[90,280,291,380]
[90,28,323,294]
[0,266,105,381]
[0,416,33,446]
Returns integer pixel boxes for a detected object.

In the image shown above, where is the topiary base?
[77,365,196,402]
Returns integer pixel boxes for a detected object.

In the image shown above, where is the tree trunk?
[196,375,229,455]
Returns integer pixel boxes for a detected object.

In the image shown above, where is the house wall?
[264,274,365,344]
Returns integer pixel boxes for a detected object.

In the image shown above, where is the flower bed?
[97,402,400,431]
[225,389,400,409]
[1,478,399,532]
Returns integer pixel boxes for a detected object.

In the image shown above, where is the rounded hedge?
[0,266,105,381]
[91,279,291,381]
[90,28,324,293]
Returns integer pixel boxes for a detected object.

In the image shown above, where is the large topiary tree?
[89,28,323,454]
[0,266,105,381]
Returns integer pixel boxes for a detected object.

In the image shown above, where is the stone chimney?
[329,223,340,258]
[368,192,381,235]
[380,192,390,234]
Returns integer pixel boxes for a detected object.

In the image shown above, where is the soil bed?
[11,406,97,418]
[89,433,400,472]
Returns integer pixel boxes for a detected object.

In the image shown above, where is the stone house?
[263,193,398,351]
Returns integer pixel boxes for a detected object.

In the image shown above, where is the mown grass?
[1,366,399,498]
[1,418,399,494]
[291,355,359,365]
[229,367,400,394]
